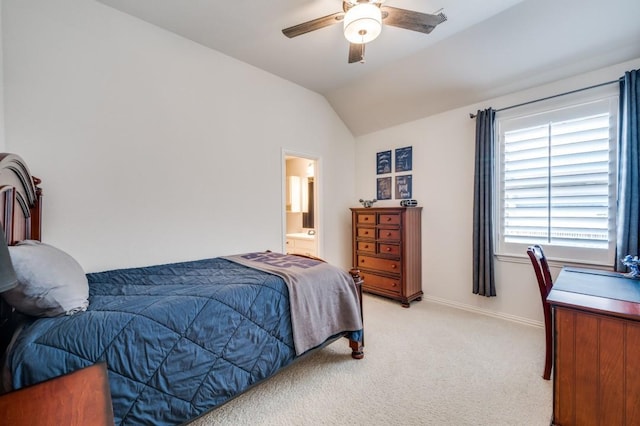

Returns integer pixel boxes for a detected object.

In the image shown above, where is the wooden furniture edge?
[547,288,640,322]
[0,361,114,425]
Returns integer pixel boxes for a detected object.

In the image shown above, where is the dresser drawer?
[377,229,401,241]
[357,213,376,224]
[378,243,400,256]
[361,272,401,295]
[357,255,401,274]
[379,213,401,226]
[357,241,376,253]
[357,227,375,239]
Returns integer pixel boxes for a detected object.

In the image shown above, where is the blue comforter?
[8,258,305,425]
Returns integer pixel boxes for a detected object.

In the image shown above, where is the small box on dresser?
[350,207,423,307]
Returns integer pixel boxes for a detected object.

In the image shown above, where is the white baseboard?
[423,295,544,329]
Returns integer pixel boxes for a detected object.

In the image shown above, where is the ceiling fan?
[282,0,447,64]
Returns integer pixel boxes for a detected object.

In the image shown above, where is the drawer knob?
[385,247,391,252]
[365,245,369,249]
[364,217,369,221]
[386,232,391,237]
[386,217,391,222]
[364,231,369,235]
[391,264,397,269]
[361,259,365,263]
[392,282,398,287]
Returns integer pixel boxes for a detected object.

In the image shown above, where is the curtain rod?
[468,77,622,119]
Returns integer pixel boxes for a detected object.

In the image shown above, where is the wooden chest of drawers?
[350,207,422,307]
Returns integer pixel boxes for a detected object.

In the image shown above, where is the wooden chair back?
[527,244,553,301]
[526,244,553,380]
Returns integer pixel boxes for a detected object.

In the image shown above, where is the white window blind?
[496,95,618,265]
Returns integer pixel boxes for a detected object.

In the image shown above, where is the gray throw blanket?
[222,252,362,355]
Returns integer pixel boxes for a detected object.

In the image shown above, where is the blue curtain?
[615,69,640,271]
[473,108,496,296]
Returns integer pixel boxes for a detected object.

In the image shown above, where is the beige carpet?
[189,294,553,426]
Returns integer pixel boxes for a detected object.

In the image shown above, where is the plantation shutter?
[501,102,614,250]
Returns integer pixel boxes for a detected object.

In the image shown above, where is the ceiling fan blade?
[348,43,365,64]
[282,12,345,38]
[382,7,447,34]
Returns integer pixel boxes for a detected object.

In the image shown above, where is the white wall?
[356,57,640,325]
[2,0,356,272]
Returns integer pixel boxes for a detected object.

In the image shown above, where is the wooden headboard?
[0,153,42,244]
[0,153,42,356]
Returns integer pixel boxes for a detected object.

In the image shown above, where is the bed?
[0,153,364,425]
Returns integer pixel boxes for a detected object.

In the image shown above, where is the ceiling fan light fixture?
[343,3,382,44]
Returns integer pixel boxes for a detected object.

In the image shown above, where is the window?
[496,92,618,265]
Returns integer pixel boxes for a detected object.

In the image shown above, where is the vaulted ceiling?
[97,0,640,136]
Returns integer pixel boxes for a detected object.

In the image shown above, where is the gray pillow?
[3,240,89,317]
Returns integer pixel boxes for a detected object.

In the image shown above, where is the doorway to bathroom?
[283,153,318,258]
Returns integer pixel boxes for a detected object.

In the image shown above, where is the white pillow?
[3,240,89,317]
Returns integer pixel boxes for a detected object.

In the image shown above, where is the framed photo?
[377,177,392,200]
[395,146,412,172]
[395,175,412,199]
[376,150,392,175]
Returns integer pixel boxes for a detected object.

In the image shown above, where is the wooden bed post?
[29,177,43,242]
[348,268,364,359]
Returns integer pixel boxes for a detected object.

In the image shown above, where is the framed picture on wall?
[395,175,412,199]
[376,150,392,174]
[395,146,412,172]
[377,177,392,200]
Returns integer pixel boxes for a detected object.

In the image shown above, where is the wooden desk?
[547,268,640,425]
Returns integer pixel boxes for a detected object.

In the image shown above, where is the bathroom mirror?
[286,175,314,230]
